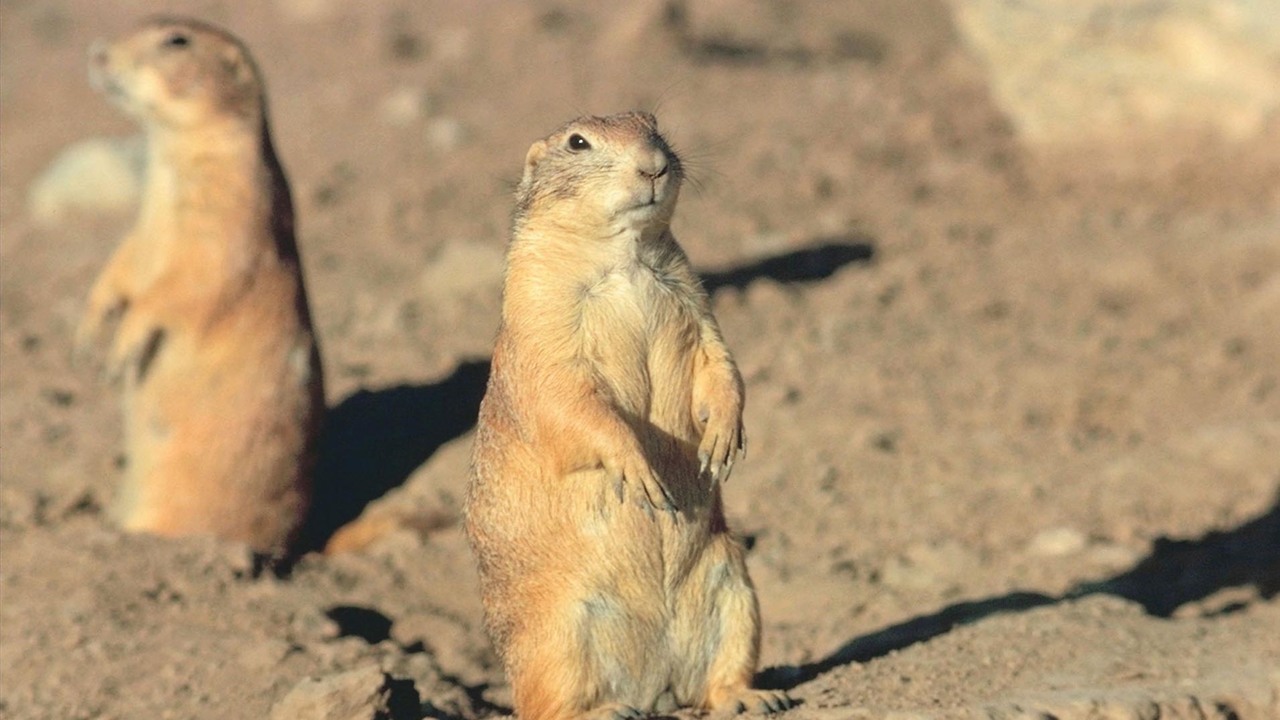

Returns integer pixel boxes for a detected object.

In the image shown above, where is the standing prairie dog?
[466,112,793,719]
[76,17,324,555]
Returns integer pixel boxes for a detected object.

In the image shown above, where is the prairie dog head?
[515,111,684,240]
[89,17,263,130]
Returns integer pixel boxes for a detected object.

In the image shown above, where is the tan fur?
[465,112,793,719]
[76,17,324,555]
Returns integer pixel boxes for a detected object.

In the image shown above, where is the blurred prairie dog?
[465,112,793,719]
[77,17,324,555]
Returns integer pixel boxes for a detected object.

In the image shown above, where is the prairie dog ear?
[522,140,548,184]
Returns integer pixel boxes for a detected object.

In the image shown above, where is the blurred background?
[1,2,1277,719]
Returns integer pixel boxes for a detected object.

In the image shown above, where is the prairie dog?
[76,17,324,555]
[465,112,793,719]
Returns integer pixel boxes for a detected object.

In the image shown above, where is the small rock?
[424,117,466,152]
[270,665,420,720]
[379,87,432,127]
[289,607,342,643]
[309,636,377,670]
[951,0,1280,143]
[28,136,145,224]
[273,0,341,23]
[1028,526,1087,557]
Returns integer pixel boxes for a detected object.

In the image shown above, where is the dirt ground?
[2,2,1278,719]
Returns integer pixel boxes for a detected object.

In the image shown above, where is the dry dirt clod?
[270,665,421,720]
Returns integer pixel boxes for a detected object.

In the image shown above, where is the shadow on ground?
[760,491,1280,689]
[297,358,491,552]
[701,236,875,294]
[1081,496,1280,617]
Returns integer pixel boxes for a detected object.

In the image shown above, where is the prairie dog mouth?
[631,171,674,209]
[623,187,666,215]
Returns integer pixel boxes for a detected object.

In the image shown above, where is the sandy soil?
[2,2,1278,719]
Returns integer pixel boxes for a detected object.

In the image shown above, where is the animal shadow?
[1078,494,1280,617]
[760,491,1280,689]
[699,236,875,294]
[297,358,490,552]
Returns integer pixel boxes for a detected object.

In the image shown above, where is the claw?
[654,481,675,511]
[698,450,709,474]
[715,689,795,717]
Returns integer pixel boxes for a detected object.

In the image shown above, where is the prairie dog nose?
[637,149,669,180]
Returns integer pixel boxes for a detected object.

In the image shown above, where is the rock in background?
[26,135,144,225]
[951,0,1280,145]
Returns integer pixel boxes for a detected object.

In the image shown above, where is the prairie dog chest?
[577,266,699,414]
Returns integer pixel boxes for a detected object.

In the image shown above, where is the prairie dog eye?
[567,133,591,152]
[162,32,190,49]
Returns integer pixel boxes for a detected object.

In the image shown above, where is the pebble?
[1028,526,1088,557]
[378,86,432,127]
[27,136,145,225]
[270,665,414,720]
[273,0,341,23]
